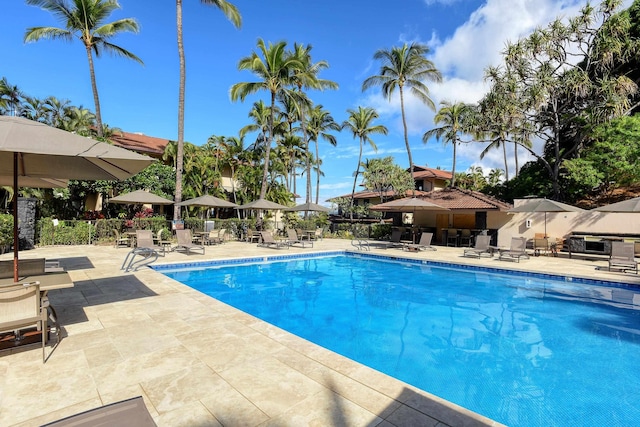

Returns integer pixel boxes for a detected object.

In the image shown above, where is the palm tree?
[362,43,441,188]
[422,101,473,187]
[24,0,142,137]
[231,39,304,200]
[174,0,241,220]
[307,105,340,204]
[288,43,338,204]
[342,107,388,220]
[43,96,71,128]
[0,77,24,116]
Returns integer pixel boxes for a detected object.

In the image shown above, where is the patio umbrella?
[176,194,238,208]
[284,202,330,213]
[592,197,640,212]
[508,198,584,237]
[0,116,154,281]
[235,199,290,211]
[109,189,174,205]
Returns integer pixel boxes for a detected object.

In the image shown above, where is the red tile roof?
[109,131,171,158]
[421,188,512,211]
[411,165,453,180]
[331,189,432,200]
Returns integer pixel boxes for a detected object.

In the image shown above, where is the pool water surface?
[157,254,640,426]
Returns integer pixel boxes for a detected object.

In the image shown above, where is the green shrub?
[0,214,12,247]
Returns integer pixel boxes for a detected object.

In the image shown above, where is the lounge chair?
[0,281,48,362]
[463,235,492,258]
[404,232,436,251]
[385,229,404,249]
[135,230,165,256]
[608,241,638,273]
[114,230,130,248]
[498,237,529,262]
[258,231,289,249]
[42,396,156,426]
[174,229,205,255]
[286,228,313,248]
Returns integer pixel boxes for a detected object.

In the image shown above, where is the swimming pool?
[155,252,640,426]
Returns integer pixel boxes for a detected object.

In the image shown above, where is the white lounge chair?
[404,232,436,251]
[498,237,529,262]
[608,241,638,273]
[463,235,492,258]
[174,229,205,255]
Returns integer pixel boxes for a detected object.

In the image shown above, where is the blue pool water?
[156,253,640,426]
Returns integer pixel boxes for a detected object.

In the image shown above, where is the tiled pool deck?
[1,239,638,426]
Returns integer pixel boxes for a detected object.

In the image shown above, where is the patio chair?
[404,232,436,251]
[174,229,205,255]
[385,229,404,249]
[42,396,156,426]
[463,235,492,258]
[608,241,638,273]
[286,228,313,248]
[258,231,289,249]
[498,237,529,262]
[0,281,48,362]
[135,230,165,256]
[533,237,549,256]
[459,229,473,247]
[114,230,130,248]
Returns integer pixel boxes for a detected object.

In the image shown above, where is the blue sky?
[3,0,629,204]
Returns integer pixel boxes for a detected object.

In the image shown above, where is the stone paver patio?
[1,238,637,426]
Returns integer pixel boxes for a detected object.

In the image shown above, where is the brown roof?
[420,187,512,211]
[330,189,432,200]
[411,165,453,180]
[109,131,171,158]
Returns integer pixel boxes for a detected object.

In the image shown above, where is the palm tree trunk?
[85,45,103,138]
[502,138,509,181]
[259,91,276,200]
[315,139,320,204]
[451,140,457,187]
[399,87,415,195]
[350,139,363,221]
[513,141,519,178]
[174,0,185,220]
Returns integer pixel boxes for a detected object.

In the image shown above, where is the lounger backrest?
[218,229,227,241]
[475,235,490,249]
[0,282,41,328]
[510,237,526,252]
[0,258,46,279]
[418,232,433,246]
[176,229,192,245]
[287,229,298,241]
[611,241,635,259]
[136,230,155,248]
[390,229,402,242]
[260,231,275,243]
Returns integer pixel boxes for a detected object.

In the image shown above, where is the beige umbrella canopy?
[176,194,238,208]
[508,198,584,236]
[592,197,640,212]
[284,202,330,213]
[0,116,154,281]
[235,199,290,210]
[109,190,174,205]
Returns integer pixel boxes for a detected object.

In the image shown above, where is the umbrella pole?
[13,152,19,282]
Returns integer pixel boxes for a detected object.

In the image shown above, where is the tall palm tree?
[342,107,388,220]
[307,104,340,204]
[174,0,241,220]
[43,96,71,128]
[288,43,338,204]
[422,101,473,187]
[362,43,441,188]
[231,39,304,200]
[24,0,142,137]
[0,77,24,116]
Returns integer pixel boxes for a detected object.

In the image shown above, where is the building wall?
[497,199,640,247]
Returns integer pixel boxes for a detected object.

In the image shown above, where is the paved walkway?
[0,239,636,426]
